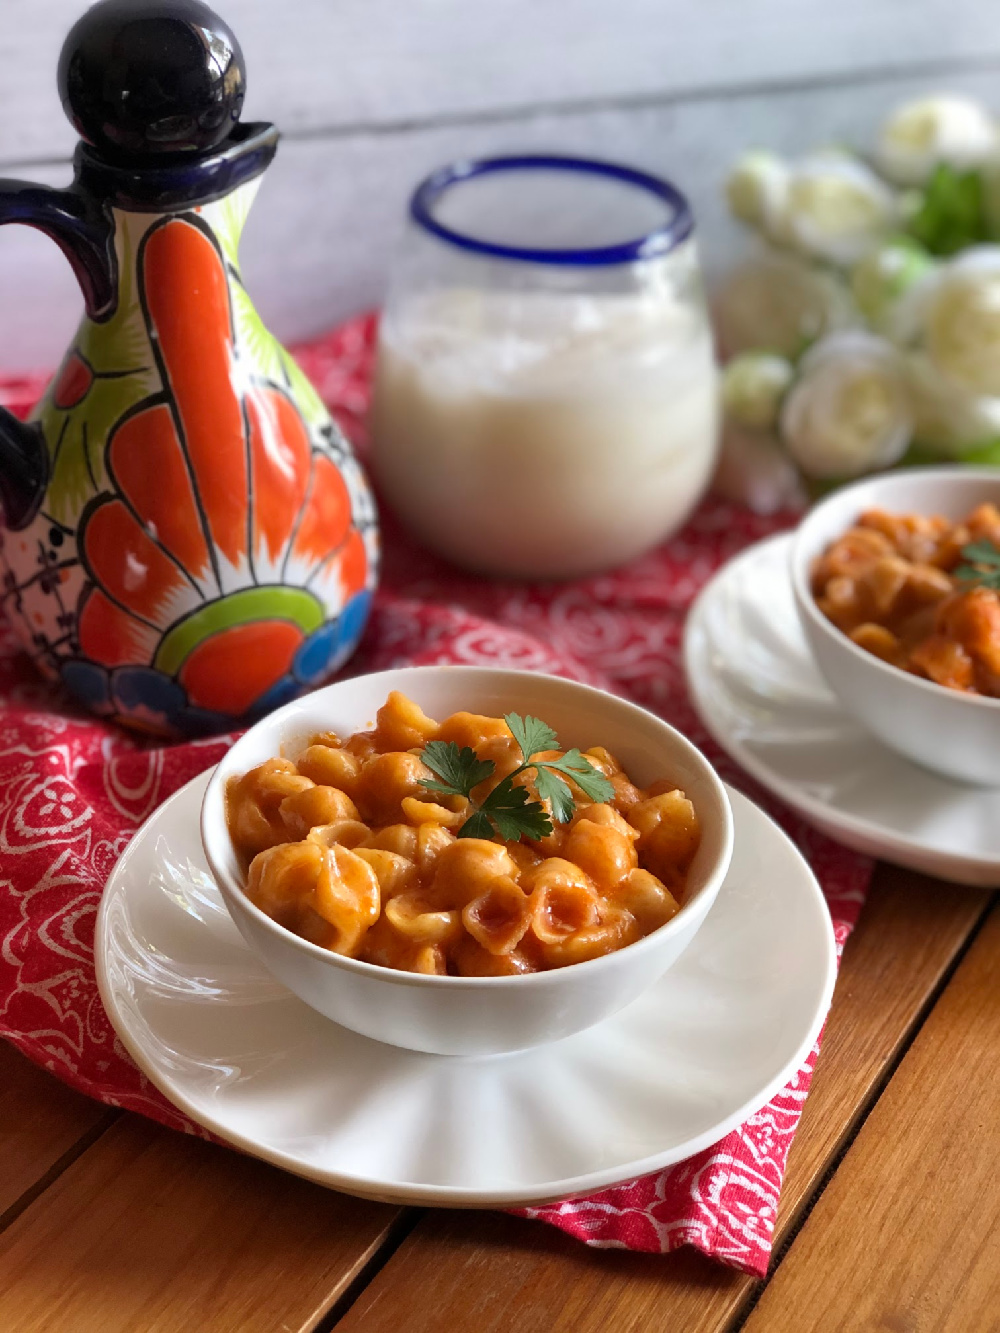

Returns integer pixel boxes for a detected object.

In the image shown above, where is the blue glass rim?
[409,154,694,267]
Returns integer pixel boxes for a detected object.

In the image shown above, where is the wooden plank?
[0,1114,401,1333]
[743,901,1000,1333]
[4,0,1000,164]
[6,59,1000,373]
[333,867,991,1333]
[0,1042,114,1222]
[762,867,991,1231]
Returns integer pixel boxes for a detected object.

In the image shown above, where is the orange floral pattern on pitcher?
[0,207,376,736]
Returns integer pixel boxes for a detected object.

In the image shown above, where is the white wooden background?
[1,0,999,370]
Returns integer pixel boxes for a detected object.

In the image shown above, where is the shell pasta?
[812,503,1000,696]
[226,691,701,976]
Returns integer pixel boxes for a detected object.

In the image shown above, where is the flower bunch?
[714,95,1000,510]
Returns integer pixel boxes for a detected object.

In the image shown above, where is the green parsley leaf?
[542,749,615,805]
[421,741,495,798]
[955,540,1000,590]
[462,775,554,841]
[504,712,558,762]
[959,540,1000,567]
[492,804,552,842]
[456,809,496,840]
[534,764,576,824]
[422,713,611,843]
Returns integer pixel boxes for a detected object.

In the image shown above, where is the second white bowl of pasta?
[201,665,734,1056]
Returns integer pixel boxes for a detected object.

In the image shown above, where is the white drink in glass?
[371,260,719,580]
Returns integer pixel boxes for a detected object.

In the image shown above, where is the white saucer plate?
[96,769,836,1208]
[684,532,1000,888]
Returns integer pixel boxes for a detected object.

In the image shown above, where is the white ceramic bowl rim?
[201,666,735,991]
[791,466,1000,713]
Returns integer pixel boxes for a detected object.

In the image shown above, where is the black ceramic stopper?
[57,0,246,160]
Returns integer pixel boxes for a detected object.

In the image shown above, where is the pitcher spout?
[0,409,48,530]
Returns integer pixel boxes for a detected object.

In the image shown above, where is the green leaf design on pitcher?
[38,213,159,522]
[229,274,330,431]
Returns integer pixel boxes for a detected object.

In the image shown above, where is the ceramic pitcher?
[0,0,378,737]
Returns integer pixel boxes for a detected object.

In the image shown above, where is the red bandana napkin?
[0,316,871,1276]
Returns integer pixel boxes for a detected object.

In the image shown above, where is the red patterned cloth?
[0,316,871,1276]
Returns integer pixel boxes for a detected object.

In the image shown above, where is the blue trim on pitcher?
[409,155,694,267]
[75,122,279,213]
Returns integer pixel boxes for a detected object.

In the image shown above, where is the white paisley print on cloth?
[0,316,871,1278]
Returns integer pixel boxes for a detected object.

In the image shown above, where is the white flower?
[721,352,794,430]
[713,423,806,515]
[916,246,1000,396]
[780,332,913,478]
[905,350,1000,453]
[726,151,790,230]
[850,240,936,339]
[877,95,999,186]
[713,251,857,359]
[767,153,898,265]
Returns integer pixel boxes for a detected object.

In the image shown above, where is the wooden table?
[2,863,999,1332]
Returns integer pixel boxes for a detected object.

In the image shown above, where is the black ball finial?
[58,0,246,160]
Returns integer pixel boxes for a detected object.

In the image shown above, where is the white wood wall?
[0,0,999,370]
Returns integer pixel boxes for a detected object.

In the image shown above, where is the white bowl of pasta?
[201,665,734,1055]
[791,467,1000,785]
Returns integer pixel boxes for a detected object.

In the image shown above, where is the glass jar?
[370,155,719,580]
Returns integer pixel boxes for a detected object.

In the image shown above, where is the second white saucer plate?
[684,532,1000,887]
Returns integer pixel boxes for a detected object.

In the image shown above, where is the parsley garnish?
[420,711,614,842]
[955,540,1000,590]
[420,743,494,798]
[462,777,554,842]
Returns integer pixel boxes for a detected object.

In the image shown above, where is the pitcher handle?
[0,178,117,320]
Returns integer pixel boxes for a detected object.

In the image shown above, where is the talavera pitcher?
[0,0,378,737]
